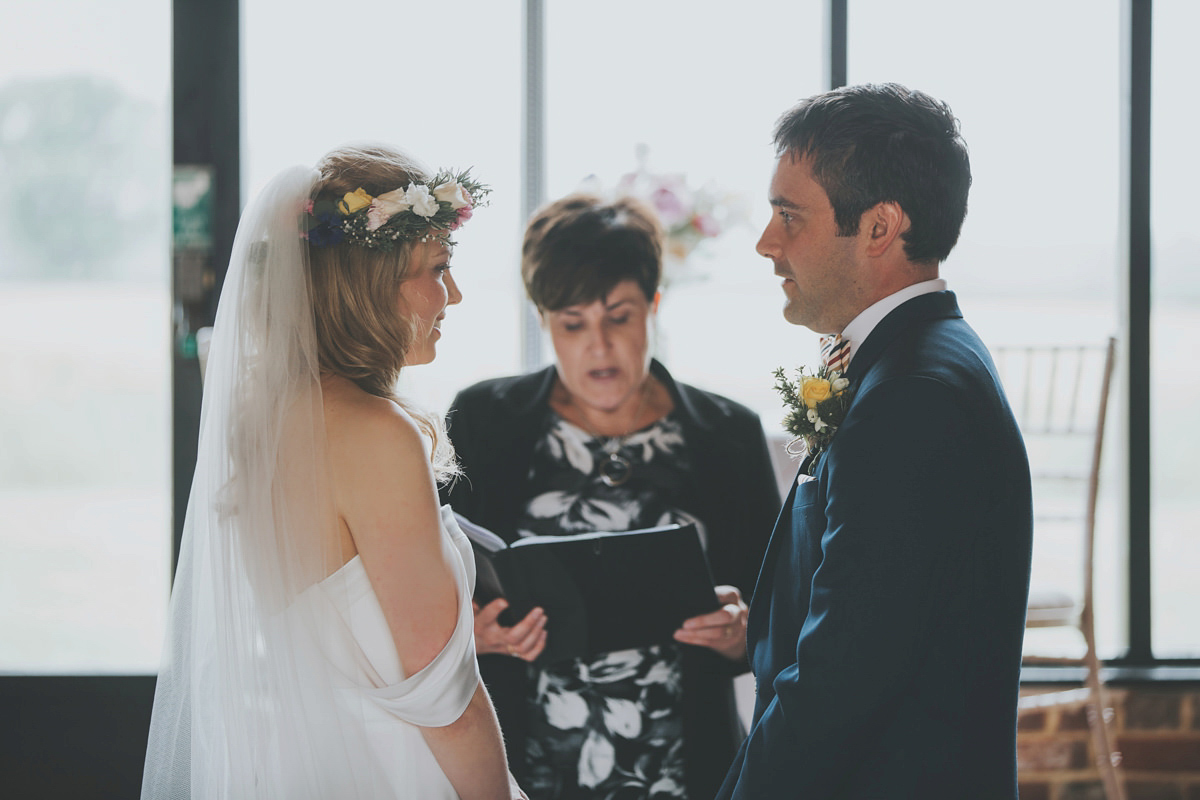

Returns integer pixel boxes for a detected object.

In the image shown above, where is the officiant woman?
[442,193,780,800]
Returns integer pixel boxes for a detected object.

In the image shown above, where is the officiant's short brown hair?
[521,193,662,312]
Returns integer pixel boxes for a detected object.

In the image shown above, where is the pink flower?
[651,185,689,228]
[303,199,314,214]
[450,205,474,231]
[691,212,721,237]
[366,188,411,231]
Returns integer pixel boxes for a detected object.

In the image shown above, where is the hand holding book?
[455,513,720,665]
[672,584,749,662]
[472,597,547,662]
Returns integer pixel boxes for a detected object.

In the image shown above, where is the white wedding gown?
[272,505,480,798]
[142,167,491,799]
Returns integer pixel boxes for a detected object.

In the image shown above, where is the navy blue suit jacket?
[717,291,1033,800]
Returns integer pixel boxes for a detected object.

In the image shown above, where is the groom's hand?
[673,585,748,661]
[472,598,548,662]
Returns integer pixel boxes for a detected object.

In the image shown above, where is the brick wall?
[1017,686,1200,799]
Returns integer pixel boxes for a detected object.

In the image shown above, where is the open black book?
[454,513,719,665]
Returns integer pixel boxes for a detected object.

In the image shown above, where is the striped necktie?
[820,334,851,374]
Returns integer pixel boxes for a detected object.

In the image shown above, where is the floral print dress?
[516,412,700,800]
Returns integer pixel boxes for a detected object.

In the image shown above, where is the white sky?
[1,0,1197,664]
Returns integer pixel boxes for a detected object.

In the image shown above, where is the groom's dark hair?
[773,82,972,265]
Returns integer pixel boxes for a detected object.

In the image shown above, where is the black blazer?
[717,292,1034,800]
[442,359,781,800]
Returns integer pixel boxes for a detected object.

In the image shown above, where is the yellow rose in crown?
[338,188,374,214]
[800,376,833,409]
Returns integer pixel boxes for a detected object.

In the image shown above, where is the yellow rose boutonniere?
[799,376,833,409]
[773,365,854,474]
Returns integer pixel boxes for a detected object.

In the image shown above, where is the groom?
[717,84,1033,799]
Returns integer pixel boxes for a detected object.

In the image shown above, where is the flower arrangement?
[612,145,744,284]
[304,168,489,250]
[773,365,854,472]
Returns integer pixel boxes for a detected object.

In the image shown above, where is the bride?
[141,144,524,799]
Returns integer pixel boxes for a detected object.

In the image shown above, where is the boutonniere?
[772,365,855,474]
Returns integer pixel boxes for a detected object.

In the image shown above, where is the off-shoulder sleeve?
[366,505,480,727]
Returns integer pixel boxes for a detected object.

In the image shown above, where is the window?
[846,0,1129,658]
[0,0,171,672]
[544,0,825,416]
[243,0,524,415]
[6,0,1189,677]
[1151,0,1200,658]
[246,1,1196,661]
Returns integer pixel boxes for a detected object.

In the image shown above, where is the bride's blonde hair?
[308,143,457,481]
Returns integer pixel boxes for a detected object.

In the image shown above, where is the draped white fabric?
[141,167,480,799]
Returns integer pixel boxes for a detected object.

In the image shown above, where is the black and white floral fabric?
[518,414,697,800]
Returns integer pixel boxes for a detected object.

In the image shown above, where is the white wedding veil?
[141,166,391,798]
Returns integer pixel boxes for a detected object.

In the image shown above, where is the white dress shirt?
[836,278,947,371]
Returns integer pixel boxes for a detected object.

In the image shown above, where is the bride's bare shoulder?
[319,375,439,552]
[321,374,425,461]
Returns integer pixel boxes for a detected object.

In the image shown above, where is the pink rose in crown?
[366,187,411,231]
[450,205,474,231]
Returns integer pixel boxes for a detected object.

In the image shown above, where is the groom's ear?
[861,201,909,258]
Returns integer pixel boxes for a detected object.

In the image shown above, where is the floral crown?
[304,168,490,250]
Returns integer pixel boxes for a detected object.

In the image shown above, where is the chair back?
[993,338,1116,619]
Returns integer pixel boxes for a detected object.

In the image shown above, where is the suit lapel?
[747,293,962,658]
[846,290,963,384]
[747,294,963,663]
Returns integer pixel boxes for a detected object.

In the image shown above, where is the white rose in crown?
[433,180,472,209]
[405,184,439,218]
[366,188,412,231]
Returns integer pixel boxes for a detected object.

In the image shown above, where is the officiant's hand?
[673,585,748,661]
[472,598,548,662]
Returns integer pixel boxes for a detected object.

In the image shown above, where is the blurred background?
[0,0,1195,793]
